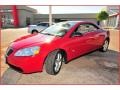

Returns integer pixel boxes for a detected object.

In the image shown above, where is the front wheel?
[45,50,64,75]
[99,39,109,52]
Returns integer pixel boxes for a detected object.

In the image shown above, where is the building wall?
[107,6,119,14]
[33,18,97,24]
[1,12,14,28]
[103,6,120,29]
[1,5,37,28]
[18,9,34,27]
[33,14,97,24]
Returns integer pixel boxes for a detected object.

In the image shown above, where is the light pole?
[49,5,52,26]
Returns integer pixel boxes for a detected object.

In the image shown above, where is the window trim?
[71,23,100,37]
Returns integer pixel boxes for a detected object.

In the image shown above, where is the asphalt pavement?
[1,50,119,84]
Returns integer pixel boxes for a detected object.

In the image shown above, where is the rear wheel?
[32,30,38,34]
[99,39,109,52]
[45,50,64,75]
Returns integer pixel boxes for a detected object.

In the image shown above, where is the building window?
[107,16,118,28]
[2,13,14,27]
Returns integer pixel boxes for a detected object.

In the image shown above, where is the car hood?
[11,34,60,49]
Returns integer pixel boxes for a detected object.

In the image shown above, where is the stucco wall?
[18,10,34,27]
[33,14,97,24]
[33,18,97,25]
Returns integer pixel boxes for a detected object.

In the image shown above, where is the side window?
[41,23,47,26]
[37,23,41,26]
[85,24,98,32]
[75,24,89,34]
[75,23,99,34]
[47,23,50,27]
[37,23,48,27]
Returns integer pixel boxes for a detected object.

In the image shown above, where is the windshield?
[40,22,77,36]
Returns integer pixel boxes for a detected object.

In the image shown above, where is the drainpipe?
[49,5,52,26]
[12,5,19,27]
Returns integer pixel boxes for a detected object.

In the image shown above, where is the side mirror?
[72,32,83,37]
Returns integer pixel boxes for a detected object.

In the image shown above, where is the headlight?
[14,46,40,56]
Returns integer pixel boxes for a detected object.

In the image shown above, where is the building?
[1,5,119,29]
[106,6,120,29]
[33,13,98,24]
[0,5,37,28]
[0,5,98,28]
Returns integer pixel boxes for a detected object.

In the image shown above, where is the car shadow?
[66,49,119,69]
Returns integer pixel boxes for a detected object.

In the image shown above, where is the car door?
[66,24,95,60]
[83,23,104,50]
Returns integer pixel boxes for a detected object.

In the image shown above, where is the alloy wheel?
[54,53,62,72]
[103,40,109,51]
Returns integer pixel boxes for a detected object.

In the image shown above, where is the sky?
[28,6,106,14]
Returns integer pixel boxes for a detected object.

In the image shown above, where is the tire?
[99,39,109,52]
[45,50,64,75]
[32,30,38,34]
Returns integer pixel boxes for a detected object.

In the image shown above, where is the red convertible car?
[5,21,110,75]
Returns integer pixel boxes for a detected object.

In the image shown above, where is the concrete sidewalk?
[1,28,29,77]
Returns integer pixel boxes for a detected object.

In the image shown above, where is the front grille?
[6,48,13,56]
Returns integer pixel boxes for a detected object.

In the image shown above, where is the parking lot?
[1,28,119,84]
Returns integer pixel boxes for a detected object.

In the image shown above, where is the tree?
[97,11,109,21]
[96,11,109,26]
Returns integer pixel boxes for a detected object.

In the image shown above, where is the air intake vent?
[6,48,13,56]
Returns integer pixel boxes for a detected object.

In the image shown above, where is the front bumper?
[5,54,45,74]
